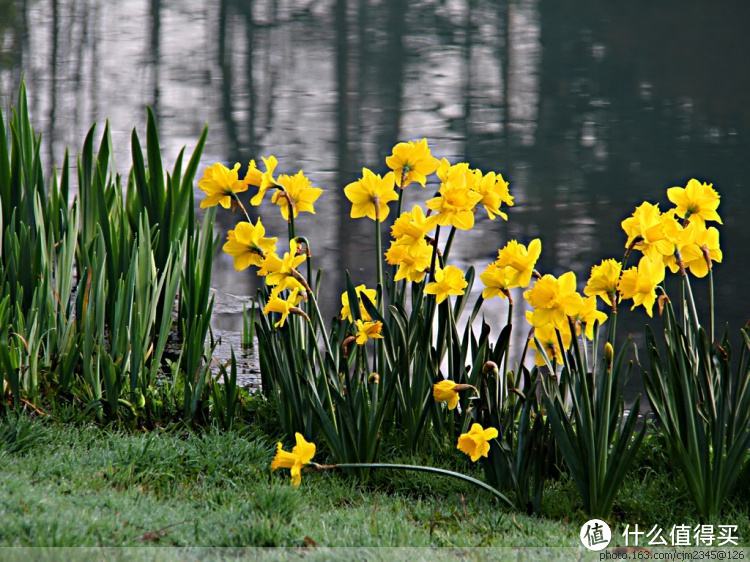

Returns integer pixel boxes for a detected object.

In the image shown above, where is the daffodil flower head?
[198,162,249,209]
[263,288,305,328]
[354,319,383,345]
[457,423,499,462]
[436,159,481,191]
[523,271,582,331]
[385,238,433,283]
[390,205,438,245]
[424,265,468,304]
[344,168,399,222]
[472,171,514,221]
[621,202,675,261]
[340,284,378,322]
[480,262,514,300]
[667,178,721,225]
[617,255,665,317]
[271,170,323,221]
[261,240,307,292]
[527,318,572,367]
[427,162,483,230]
[385,138,440,188]
[433,379,459,410]
[270,433,316,487]
[663,221,722,278]
[495,239,542,289]
[246,155,279,205]
[222,218,278,271]
[584,258,622,306]
[571,296,608,340]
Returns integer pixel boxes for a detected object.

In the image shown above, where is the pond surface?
[1,0,749,390]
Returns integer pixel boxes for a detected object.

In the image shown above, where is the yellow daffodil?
[354,319,383,345]
[424,265,468,304]
[385,238,433,283]
[667,178,721,225]
[584,258,622,306]
[271,171,323,220]
[621,202,675,261]
[528,318,572,367]
[436,159,482,191]
[572,296,608,340]
[344,168,399,222]
[198,162,249,209]
[495,239,542,289]
[340,284,378,322]
[617,256,665,317]
[259,240,306,292]
[245,155,278,205]
[426,183,482,230]
[385,138,440,188]
[472,171,514,221]
[433,379,461,410]
[480,262,514,300]
[523,271,582,331]
[222,218,278,271]
[270,433,316,487]
[664,222,722,278]
[391,205,437,245]
[263,288,305,328]
[457,423,498,462]
[480,238,541,299]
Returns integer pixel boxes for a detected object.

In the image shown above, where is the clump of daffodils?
[201,144,724,485]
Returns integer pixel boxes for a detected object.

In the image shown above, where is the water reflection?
[1,0,748,377]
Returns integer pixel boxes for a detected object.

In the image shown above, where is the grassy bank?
[1,414,747,548]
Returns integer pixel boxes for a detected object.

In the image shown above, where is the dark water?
[1,0,749,387]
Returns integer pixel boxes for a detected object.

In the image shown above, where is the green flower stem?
[429,225,441,281]
[606,310,618,346]
[375,219,384,313]
[682,273,700,334]
[231,192,252,223]
[442,226,457,263]
[288,209,296,244]
[388,175,406,291]
[500,297,513,403]
[374,215,385,374]
[304,240,315,352]
[708,268,715,343]
[309,291,334,361]
[396,180,405,218]
[304,316,338,433]
[293,269,334,363]
[311,463,513,507]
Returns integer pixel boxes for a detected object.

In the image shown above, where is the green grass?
[0,414,747,549]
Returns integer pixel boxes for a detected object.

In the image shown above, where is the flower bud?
[657,294,670,317]
[136,389,146,409]
[482,361,499,375]
[505,370,515,390]
[604,342,614,371]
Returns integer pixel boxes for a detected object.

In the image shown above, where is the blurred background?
[1,0,748,365]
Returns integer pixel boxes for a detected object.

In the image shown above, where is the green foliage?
[542,325,646,518]
[477,360,554,515]
[0,82,233,428]
[644,286,750,520]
